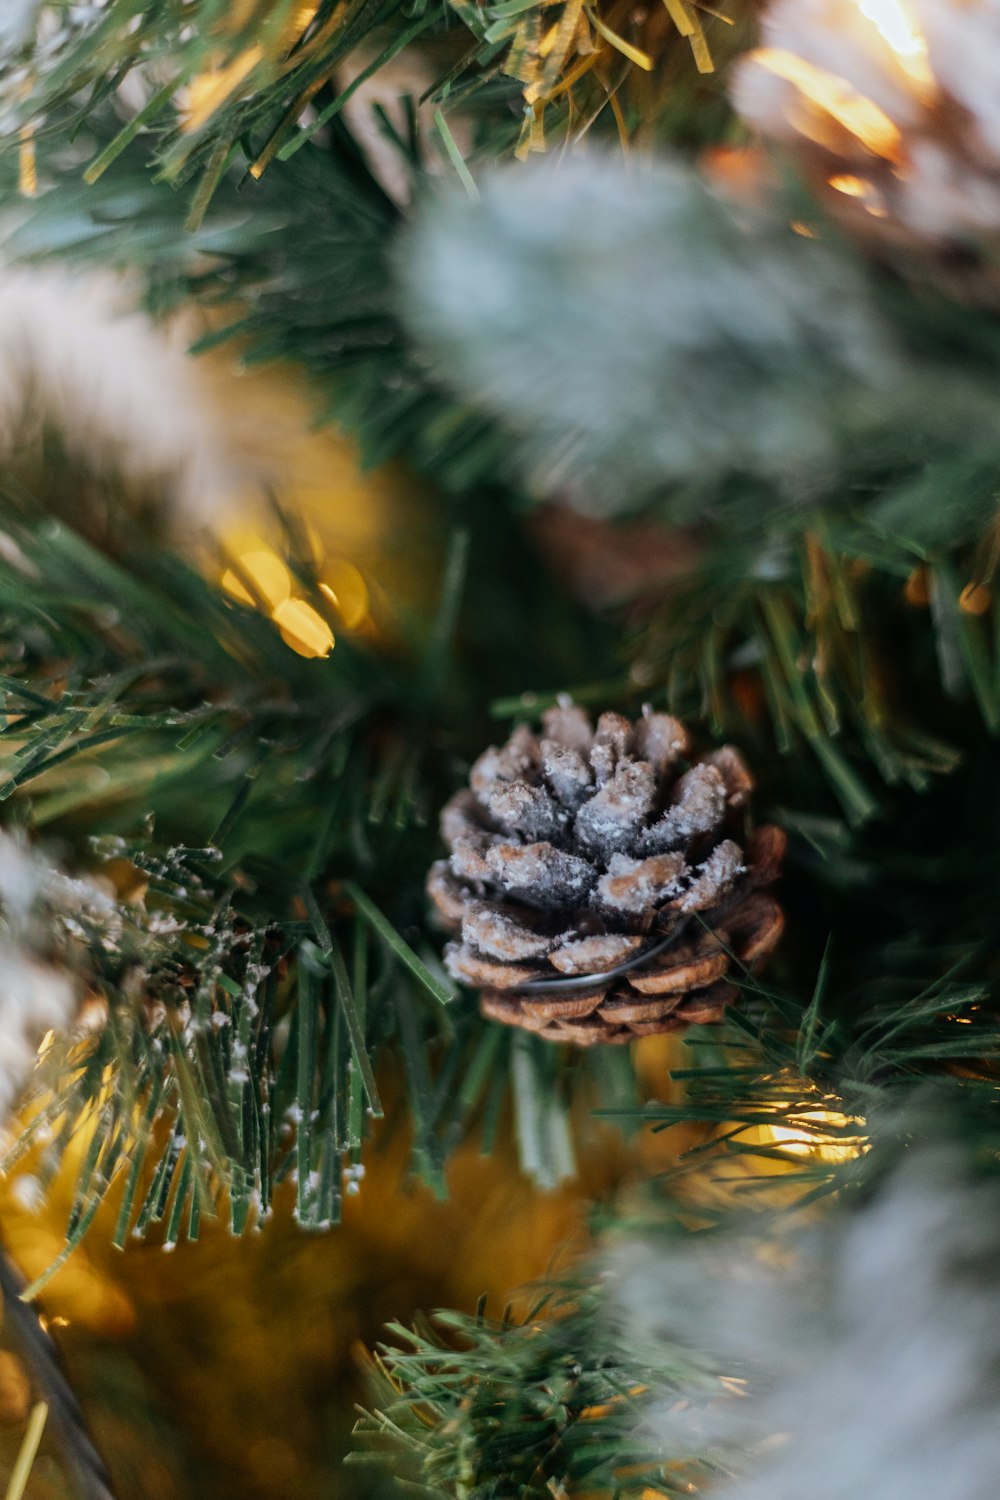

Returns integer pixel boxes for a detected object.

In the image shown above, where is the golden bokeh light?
[959,581,991,617]
[272,596,335,659]
[761,1106,866,1165]
[220,540,362,659]
[751,0,934,166]
[857,0,931,84]
[753,48,902,159]
[320,560,369,630]
[221,548,292,609]
[829,173,870,197]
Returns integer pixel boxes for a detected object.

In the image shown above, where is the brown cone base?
[479,891,783,1045]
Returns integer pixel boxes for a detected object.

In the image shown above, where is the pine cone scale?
[624,936,729,996]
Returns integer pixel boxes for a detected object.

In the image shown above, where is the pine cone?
[428,703,785,1046]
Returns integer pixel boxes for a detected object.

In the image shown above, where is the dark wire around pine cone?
[428,702,785,1045]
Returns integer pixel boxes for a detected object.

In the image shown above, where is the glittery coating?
[428,704,785,1045]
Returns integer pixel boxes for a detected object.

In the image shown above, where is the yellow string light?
[221,548,292,608]
[857,0,932,85]
[959,581,991,616]
[761,1108,865,1164]
[748,0,937,176]
[222,541,337,658]
[829,173,871,197]
[320,560,369,630]
[272,597,335,659]
[752,48,902,159]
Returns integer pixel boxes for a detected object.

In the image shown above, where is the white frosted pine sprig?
[612,1147,1000,1500]
[428,702,785,1045]
[733,0,1000,300]
[0,832,87,1122]
[401,154,921,513]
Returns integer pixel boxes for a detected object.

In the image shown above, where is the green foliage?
[351,1292,715,1499]
[0,0,741,217]
[625,518,995,822]
[0,495,451,1250]
[5,15,1000,1497]
[2,110,511,489]
[0,472,650,1258]
[4,1,454,197]
[4,429,997,1261]
[351,944,1000,1496]
[343,659,1000,1495]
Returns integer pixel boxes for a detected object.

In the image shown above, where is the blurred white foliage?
[402,155,934,513]
[0,833,88,1122]
[920,0,1000,156]
[0,0,40,52]
[0,265,241,519]
[611,1150,1000,1499]
[734,0,1000,239]
[0,953,74,1122]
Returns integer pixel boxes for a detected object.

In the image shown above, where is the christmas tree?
[0,0,997,1495]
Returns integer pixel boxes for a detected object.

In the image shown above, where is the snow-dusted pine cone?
[428,703,785,1046]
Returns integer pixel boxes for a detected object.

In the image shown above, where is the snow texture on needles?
[610,1148,1000,1500]
[402,155,937,514]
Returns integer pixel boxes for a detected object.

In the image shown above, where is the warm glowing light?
[221,548,292,609]
[829,173,870,197]
[959,581,991,616]
[904,565,932,606]
[222,544,336,656]
[829,172,887,216]
[754,49,902,158]
[764,1108,865,1164]
[273,598,335,659]
[320,559,369,629]
[857,0,932,84]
